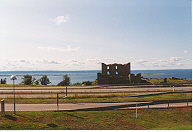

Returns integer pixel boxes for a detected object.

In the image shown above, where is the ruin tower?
[97,62,141,84]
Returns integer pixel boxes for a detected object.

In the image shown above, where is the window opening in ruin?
[107,66,109,69]
[116,71,118,75]
[107,71,110,75]
[116,66,117,69]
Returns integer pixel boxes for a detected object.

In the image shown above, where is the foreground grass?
[1,93,191,103]
[0,107,191,130]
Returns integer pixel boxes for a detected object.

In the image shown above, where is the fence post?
[1,99,5,116]
[57,93,59,111]
[168,100,169,108]
[187,99,188,107]
[136,104,137,119]
[66,87,67,97]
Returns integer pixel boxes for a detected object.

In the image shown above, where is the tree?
[32,77,40,85]
[39,75,51,85]
[1,78,6,84]
[35,79,40,85]
[57,74,70,86]
[164,77,167,83]
[32,77,36,85]
[21,75,32,85]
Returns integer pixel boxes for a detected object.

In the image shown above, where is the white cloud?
[20,60,26,62]
[176,63,183,66]
[158,59,168,62]
[36,60,60,64]
[170,57,185,62]
[135,59,148,63]
[86,58,102,64]
[86,58,100,62]
[38,46,80,52]
[105,58,118,60]
[49,15,69,25]
[72,61,85,66]
[70,59,78,62]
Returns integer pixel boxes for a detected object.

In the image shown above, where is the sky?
[0,0,192,71]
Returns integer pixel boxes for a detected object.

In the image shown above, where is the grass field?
[0,107,191,130]
[148,78,192,84]
[0,93,191,103]
[0,77,192,88]
[0,84,191,130]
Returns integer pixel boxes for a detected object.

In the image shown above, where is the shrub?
[1,78,6,84]
[72,82,82,86]
[21,75,32,85]
[57,74,71,86]
[82,81,92,86]
[39,75,51,85]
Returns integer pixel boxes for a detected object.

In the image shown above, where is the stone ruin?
[97,62,141,84]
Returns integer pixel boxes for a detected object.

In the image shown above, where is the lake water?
[0,69,191,85]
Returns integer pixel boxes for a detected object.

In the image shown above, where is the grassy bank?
[0,84,58,87]
[1,93,191,103]
[0,107,191,130]
[148,78,192,84]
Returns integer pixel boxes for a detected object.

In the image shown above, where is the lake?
[0,69,191,85]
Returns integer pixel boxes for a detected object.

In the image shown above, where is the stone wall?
[97,62,141,84]
[101,63,130,77]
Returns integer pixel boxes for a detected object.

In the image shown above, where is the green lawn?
[149,78,192,84]
[0,107,191,130]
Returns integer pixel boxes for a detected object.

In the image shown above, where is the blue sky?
[0,0,192,71]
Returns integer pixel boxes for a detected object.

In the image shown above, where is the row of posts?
[0,86,190,116]
[1,87,68,115]
[57,87,68,111]
[135,99,190,119]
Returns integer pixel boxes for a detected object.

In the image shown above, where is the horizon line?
[0,68,192,72]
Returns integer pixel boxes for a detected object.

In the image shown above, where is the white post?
[57,93,59,111]
[13,79,15,115]
[136,103,137,119]
[173,86,174,92]
[1,99,5,116]
[10,75,17,115]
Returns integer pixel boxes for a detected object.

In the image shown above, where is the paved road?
[0,102,191,112]
[0,86,191,93]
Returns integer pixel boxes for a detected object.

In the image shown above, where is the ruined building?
[97,62,141,84]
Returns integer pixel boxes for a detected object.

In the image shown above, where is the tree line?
[0,74,96,86]
[21,74,71,86]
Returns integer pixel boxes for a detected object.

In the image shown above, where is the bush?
[92,79,98,85]
[82,81,92,86]
[39,75,51,85]
[21,75,32,85]
[72,82,82,86]
[57,74,71,86]
[1,78,6,84]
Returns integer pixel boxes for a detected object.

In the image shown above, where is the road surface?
[0,102,191,112]
[0,86,191,93]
